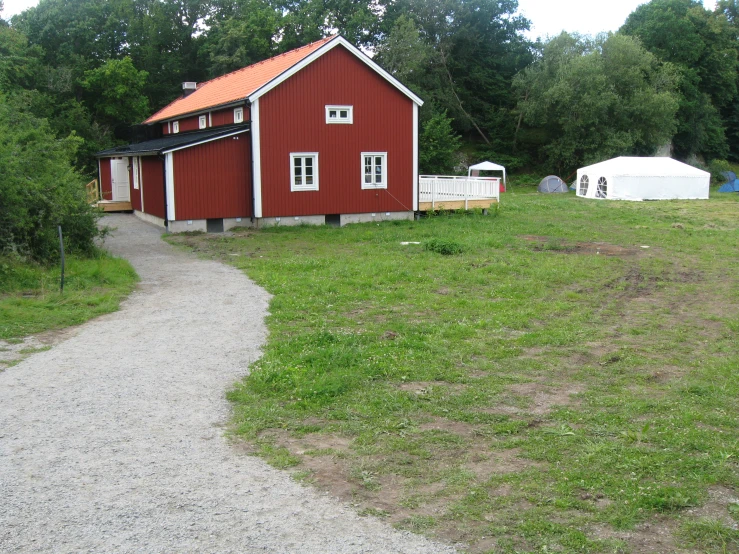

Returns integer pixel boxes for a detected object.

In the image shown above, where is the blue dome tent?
[718,171,739,193]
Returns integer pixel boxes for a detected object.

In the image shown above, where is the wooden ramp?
[96,200,133,212]
[419,199,497,211]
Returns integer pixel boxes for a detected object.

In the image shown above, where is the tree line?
[1,0,738,260]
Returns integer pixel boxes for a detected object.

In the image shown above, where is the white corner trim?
[168,121,171,134]
[290,152,320,191]
[209,111,213,127]
[248,36,423,106]
[361,152,388,190]
[161,129,250,154]
[165,152,176,221]
[252,98,263,218]
[412,103,419,211]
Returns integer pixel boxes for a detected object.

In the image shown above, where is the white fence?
[419,175,500,209]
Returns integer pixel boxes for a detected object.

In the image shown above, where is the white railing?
[419,175,500,209]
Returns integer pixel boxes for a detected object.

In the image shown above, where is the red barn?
[96,36,423,232]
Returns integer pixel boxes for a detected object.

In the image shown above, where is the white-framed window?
[361,152,387,189]
[234,107,244,124]
[172,121,179,133]
[596,176,608,198]
[199,115,207,129]
[290,153,319,191]
[326,105,353,124]
[579,174,589,196]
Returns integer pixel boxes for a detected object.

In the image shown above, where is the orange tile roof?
[144,36,336,124]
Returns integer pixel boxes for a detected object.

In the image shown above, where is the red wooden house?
[96,36,423,232]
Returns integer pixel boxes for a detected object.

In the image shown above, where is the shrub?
[706,159,734,184]
[424,238,464,255]
[0,95,103,262]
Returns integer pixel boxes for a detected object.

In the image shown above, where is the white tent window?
[579,175,589,196]
[596,177,608,198]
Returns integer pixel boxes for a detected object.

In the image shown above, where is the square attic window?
[234,107,244,124]
[326,105,353,124]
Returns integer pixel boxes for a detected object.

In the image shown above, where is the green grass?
[0,253,138,340]
[169,189,739,553]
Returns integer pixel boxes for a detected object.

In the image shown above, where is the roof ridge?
[144,35,337,124]
[197,35,336,88]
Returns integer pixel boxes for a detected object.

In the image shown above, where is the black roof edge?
[95,124,250,157]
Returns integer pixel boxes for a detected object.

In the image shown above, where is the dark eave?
[95,124,250,157]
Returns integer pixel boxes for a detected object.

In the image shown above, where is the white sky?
[518,0,717,40]
[1,0,720,38]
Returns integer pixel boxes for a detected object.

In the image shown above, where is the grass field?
[0,253,138,343]
[170,190,739,553]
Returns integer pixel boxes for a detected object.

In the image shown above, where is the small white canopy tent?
[576,157,709,201]
[468,161,506,186]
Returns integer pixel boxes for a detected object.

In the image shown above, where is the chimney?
[182,82,197,97]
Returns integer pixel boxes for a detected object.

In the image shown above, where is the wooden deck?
[418,175,500,212]
[419,199,498,211]
[96,200,133,212]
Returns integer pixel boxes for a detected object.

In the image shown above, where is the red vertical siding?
[129,160,142,211]
[176,115,202,133]
[172,134,251,220]
[211,106,250,127]
[99,158,113,200]
[162,122,170,135]
[141,157,166,219]
[259,45,414,217]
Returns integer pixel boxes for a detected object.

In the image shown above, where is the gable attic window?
[290,153,319,191]
[172,121,179,133]
[199,115,207,129]
[326,105,353,124]
[361,152,387,189]
[234,107,244,124]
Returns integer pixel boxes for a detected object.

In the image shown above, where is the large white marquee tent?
[576,157,710,201]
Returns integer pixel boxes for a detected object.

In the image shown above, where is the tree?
[202,0,282,76]
[620,0,738,160]
[514,33,679,173]
[0,95,101,261]
[378,0,532,150]
[79,57,149,129]
[419,109,462,174]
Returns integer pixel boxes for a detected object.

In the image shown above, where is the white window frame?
[290,153,319,192]
[198,115,207,129]
[172,121,179,133]
[361,152,387,189]
[325,105,353,124]
[234,107,244,124]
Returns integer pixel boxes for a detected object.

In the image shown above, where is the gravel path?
[0,214,457,554]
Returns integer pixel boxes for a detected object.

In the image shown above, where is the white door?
[111,158,130,202]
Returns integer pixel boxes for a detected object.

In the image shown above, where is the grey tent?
[538,175,568,193]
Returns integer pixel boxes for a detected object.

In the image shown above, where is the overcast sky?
[1,0,720,39]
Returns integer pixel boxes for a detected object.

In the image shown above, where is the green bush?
[706,159,734,184]
[424,238,464,255]
[0,95,103,262]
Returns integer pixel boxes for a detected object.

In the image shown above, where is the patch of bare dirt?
[686,486,739,530]
[418,417,477,438]
[590,517,699,554]
[519,235,642,257]
[397,381,468,395]
[505,382,585,416]
[464,448,543,480]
